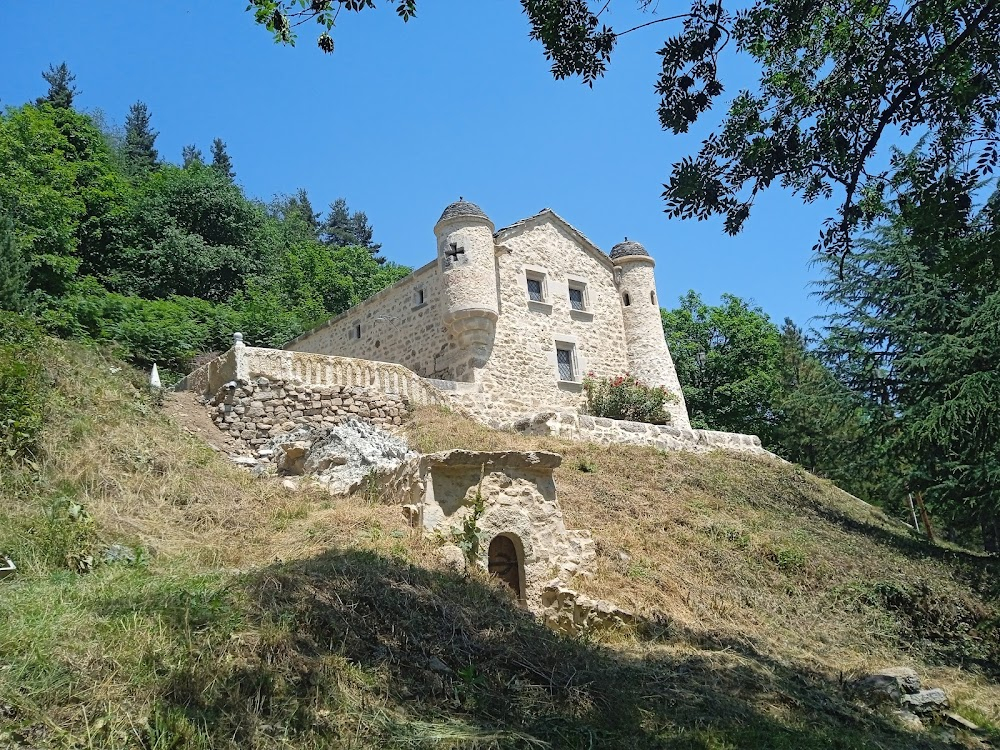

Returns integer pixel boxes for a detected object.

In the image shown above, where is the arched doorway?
[487,534,522,599]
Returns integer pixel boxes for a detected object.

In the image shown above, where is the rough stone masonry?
[210,376,409,449]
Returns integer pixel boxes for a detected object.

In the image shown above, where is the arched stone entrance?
[487,534,522,599]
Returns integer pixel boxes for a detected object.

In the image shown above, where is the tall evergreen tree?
[819,164,1000,552]
[36,62,78,109]
[320,197,382,257]
[210,138,235,181]
[0,204,29,312]
[271,189,320,239]
[181,144,204,168]
[123,101,159,174]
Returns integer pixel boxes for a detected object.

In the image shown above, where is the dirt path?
[162,389,244,455]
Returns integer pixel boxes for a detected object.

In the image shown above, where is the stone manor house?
[284,199,691,429]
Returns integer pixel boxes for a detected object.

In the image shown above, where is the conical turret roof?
[610,239,649,259]
[438,199,490,224]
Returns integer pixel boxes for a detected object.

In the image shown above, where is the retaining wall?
[509,411,775,457]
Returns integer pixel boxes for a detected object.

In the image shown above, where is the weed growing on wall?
[582,373,676,425]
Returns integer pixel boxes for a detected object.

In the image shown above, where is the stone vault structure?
[402,449,596,607]
[285,201,691,429]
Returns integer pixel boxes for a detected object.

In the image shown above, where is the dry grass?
[405,406,1000,732]
[0,345,997,749]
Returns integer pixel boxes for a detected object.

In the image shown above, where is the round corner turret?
[434,199,499,380]
[612,237,690,429]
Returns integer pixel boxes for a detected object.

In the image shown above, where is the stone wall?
[481,215,632,414]
[178,342,449,408]
[284,260,455,379]
[510,410,775,457]
[209,377,410,449]
[404,449,595,606]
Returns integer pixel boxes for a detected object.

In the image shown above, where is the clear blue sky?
[1,1,836,328]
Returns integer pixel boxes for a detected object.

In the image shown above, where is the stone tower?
[434,199,499,381]
[611,240,691,429]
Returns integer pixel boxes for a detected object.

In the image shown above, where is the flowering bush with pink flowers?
[582,372,676,425]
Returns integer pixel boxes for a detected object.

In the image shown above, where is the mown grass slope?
[1,340,997,749]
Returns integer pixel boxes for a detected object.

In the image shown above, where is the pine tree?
[320,197,382,258]
[36,62,78,109]
[210,138,235,181]
[123,101,159,174]
[0,205,29,312]
[818,168,1000,552]
[182,144,204,167]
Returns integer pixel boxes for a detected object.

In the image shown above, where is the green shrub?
[583,373,676,425]
[0,313,47,461]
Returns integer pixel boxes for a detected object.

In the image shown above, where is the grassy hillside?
[1,340,997,749]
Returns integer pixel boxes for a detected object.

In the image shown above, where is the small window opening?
[488,535,522,599]
[354,323,362,339]
[569,287,585,311]
[650,290,656,305]
[623,293,631,307]
[556,347,575,381]
[527,278,544,302]
[417,289,424,304]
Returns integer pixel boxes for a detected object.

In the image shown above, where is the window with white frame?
[555,343,578,382]
[525,271,547,302]
[568,280,588,311]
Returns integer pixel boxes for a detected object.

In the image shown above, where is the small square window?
[527,278,544,302]
[569,287,585,310]
[556,347,575,381]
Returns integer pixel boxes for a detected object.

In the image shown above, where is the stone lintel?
[421,449,562,472]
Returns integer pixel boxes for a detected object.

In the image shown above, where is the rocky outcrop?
[267,420,417,495]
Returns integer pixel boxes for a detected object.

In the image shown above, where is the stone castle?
[178,200,770,615]
[285,200,692,429]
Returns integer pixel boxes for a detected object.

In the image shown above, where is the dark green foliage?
[321,197,382,255]
[36,62,78,110]
[818,161,1000,551]
[210,137,234,181]
[662,291,782,442]
[181,144,204,167]
[271,188,320,240]
[0,93,408,377]
[0,103,128,297]
[662,295,890,504]
[0,314,46,461]
[0,205,29,312]
[123,101,158,174]
[112,165,269,302]
[770,319,893,504]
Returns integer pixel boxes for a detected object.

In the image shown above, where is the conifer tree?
[181,144,204,167]
[36,62,78,109]
[210,138,235,181]
[0,205,29,312]
[819,163,1000,552]
[123,101,159,174]
[320,197,382,258]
